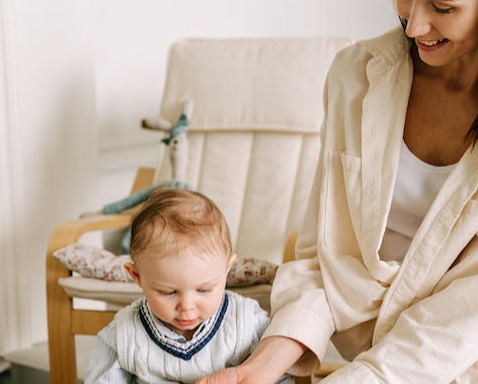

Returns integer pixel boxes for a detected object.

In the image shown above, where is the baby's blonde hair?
[130,189,232,264]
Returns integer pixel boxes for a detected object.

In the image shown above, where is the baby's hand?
[196,368,238,384]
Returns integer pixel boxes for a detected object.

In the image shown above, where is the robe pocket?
[322,150,361,256]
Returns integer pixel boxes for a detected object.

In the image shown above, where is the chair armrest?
[48,214,132,252]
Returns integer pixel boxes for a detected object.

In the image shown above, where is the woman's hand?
[196,336,307,384]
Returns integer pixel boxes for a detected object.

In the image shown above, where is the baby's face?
[135,246,232,340]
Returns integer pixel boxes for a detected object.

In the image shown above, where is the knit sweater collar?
[139,293,229,361]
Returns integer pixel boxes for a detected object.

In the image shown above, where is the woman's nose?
[405,3,432,38]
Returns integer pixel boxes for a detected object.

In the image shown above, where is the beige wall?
[320,0,398,39]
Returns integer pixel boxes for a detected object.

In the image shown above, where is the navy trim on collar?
[139,294,229,361]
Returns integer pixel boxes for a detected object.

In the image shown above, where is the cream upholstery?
[156,37,352,265]
[46,36,352,384]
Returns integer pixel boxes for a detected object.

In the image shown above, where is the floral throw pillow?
[227,257,278,287]
[53,244,133,283]
[53,244,278,286]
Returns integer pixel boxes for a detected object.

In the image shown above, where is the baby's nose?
[177,296,195,311]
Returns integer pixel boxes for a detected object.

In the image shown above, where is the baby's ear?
[124,261,142,287]
[226,253,237,273]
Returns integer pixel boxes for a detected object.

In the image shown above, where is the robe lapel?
[359,52,413,284]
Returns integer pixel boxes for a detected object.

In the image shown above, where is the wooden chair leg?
[47,313,77,384]
[46,236,78,384]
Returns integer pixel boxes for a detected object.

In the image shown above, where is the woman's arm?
[197,336,307,384]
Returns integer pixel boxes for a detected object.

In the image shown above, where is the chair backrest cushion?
[155,37,352,264]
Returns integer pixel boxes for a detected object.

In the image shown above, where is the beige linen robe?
[264,27,478,384]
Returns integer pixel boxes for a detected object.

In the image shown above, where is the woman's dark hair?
[400,17,478,146]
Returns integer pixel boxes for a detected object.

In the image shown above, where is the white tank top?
[379,140,456,263]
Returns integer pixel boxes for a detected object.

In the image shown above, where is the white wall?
[322,0,398,40]
[0,0,399,353]
[0,0,97,353]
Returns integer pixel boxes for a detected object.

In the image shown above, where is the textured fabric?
[264,26,478,384]
[84,291,293,384]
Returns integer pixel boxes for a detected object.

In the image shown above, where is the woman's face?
[396,0,478,67]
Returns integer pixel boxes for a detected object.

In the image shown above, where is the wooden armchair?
[46,36,351,384]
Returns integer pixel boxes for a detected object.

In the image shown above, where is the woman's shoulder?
[356,26,409,55]
[328,26,410,81]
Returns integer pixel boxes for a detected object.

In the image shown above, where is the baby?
[84,188,293,384]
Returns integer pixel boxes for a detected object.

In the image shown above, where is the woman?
[199,0,478,383]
